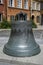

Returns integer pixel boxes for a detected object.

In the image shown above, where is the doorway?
[15,12,27,21]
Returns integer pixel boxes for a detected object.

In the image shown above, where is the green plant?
[32,21,37,28]
[0,18,11,29]
[30,19,37,28]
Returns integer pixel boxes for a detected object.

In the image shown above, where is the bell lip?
[3,45,41,57]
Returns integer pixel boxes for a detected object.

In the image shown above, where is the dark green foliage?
[0,19,11,29]
[0,18,37,29]
[32,21,37,28]
[30,19,37,28]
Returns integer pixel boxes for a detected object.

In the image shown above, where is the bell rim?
[3,45,41,57]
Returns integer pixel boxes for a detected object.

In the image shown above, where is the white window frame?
[36,2,40,10]
[31,1,36,10]
[17,0,22,8]
[24,0,28,9]
[0,0,3,4]
[0,14,2,22]
[8,0,14,7]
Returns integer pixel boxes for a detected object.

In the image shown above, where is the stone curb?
[0,28,43,31]
[0,29,43,39]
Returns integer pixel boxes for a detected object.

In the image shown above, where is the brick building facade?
[0,0,43,25]
[0,0,31,22]
[31,0,41,25]
[0,0,7,21]
[33,0,43,25]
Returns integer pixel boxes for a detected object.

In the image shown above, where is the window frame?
[0,0,3,4]
[31,1,36,10]
[24,0,28,9]
[17,0,22,8]
[8,0,14,7]
[36,2,40,11]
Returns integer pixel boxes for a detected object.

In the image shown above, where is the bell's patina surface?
[3,12,41,57]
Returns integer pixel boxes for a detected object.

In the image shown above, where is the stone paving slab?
[0,61,41,65]
[0,37,43,65]
[0,45,43,65]
[0,37,9,47]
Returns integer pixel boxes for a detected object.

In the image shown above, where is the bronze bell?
[3,12,41,57]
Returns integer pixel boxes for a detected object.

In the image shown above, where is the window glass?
[9,0,14,7]
[32,1,36,10]
[17,0,22,8]
[24,0,28,9]
[36,2,40,10]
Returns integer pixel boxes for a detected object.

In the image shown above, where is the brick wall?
[0,0,7,19]
[7,0,31,21]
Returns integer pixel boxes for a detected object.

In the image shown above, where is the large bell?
[3,12,41,57]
